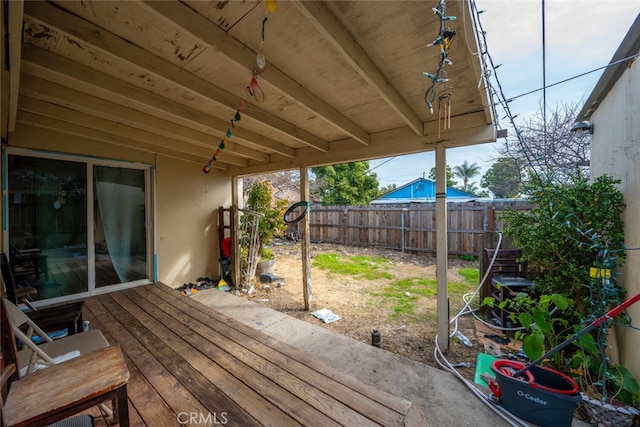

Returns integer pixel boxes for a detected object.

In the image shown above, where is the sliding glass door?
[7,155,88,299]
[5,150,151,302]
[94,166,147,287]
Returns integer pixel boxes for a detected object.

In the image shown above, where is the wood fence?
[288,201,533,257]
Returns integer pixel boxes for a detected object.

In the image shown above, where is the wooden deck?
[81,284,428,426]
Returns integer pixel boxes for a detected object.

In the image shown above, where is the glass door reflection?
[8,155,88,300]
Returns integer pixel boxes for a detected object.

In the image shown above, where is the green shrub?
[500,173,625,322]
[246,180,288,255]
[460,254,476,262]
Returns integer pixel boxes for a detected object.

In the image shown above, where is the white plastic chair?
[3,298,117,418]
[2,298,110,376]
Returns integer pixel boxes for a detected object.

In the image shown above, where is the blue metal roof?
[376,178,475,201]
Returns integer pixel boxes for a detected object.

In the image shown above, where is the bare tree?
[504,102,590,184]
[243,171,301,203]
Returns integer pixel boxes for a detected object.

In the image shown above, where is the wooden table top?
[4,345,129,426]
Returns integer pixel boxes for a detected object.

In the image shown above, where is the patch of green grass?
[314,251,481,320]
[372,277,436,318]
[458,267,479,283]
[371,267,480,319]
[312,253,394,280]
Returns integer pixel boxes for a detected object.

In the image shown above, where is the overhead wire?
[368,156,397,172]
[433,3,639,423]
[541,0,547,145]
[468,0,549,183]
[505,53,640,102]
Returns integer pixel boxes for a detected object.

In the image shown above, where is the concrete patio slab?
[192,287,589,427]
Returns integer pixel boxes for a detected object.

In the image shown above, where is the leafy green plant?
[260,246,274,260]
[500,172,626,324]
[499,172,639,410]
[246,180,288,259]
[460,254,476,262]
[482,293,572,369]
[570,333,640,407]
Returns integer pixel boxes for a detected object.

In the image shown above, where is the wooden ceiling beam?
[17,96,247,168]
[21,45,297,159]
[15,112,225,169]
[23,2,329,153]
[2,0,24,135]
[229,111,495,176]
[19,74,264,164]
[292,0,424,137]
[142,0,371,146]
[458,1,493,125]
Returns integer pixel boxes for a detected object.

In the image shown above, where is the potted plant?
[245,180,287,274]
[498,172,639,424]
[567,262,640,425]
[569,332,640,426]
[482,292,573,371]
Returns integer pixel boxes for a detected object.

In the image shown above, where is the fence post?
[342,207,347,245]
[401,208,407,252]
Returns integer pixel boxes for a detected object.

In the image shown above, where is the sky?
[370,0,640,190]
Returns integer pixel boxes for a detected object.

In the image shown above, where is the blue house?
[372,178,475,204]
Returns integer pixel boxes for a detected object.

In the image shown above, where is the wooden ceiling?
[2,0,496,176]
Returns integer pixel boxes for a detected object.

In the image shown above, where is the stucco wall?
[155,155,231,288]
[589,57,640,379]
[2,125,232,289]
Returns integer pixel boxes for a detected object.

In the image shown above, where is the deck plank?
[84,296,197,426]
[146,284,413,420]
[129,286,376,426]
[96,293,270,427]
[77,283,428,426]
[110,290,319,426]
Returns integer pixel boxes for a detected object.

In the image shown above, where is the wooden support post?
[435,146,449,352]
[300,167,312,310]
[231,177,241,288]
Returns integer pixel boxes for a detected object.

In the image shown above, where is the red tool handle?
[593,292,640,326]
[513,292,640,378]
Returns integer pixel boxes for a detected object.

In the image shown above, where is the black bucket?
[491,360,581,427]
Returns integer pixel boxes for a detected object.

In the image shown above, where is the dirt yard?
[242,241,482,372]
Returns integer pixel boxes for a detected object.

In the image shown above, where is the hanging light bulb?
[256,41,266,69]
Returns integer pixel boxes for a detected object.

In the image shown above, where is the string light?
[202,1,277,173]
[256,1,276,69]
[256,41,266,69]
[424,0,456,114]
